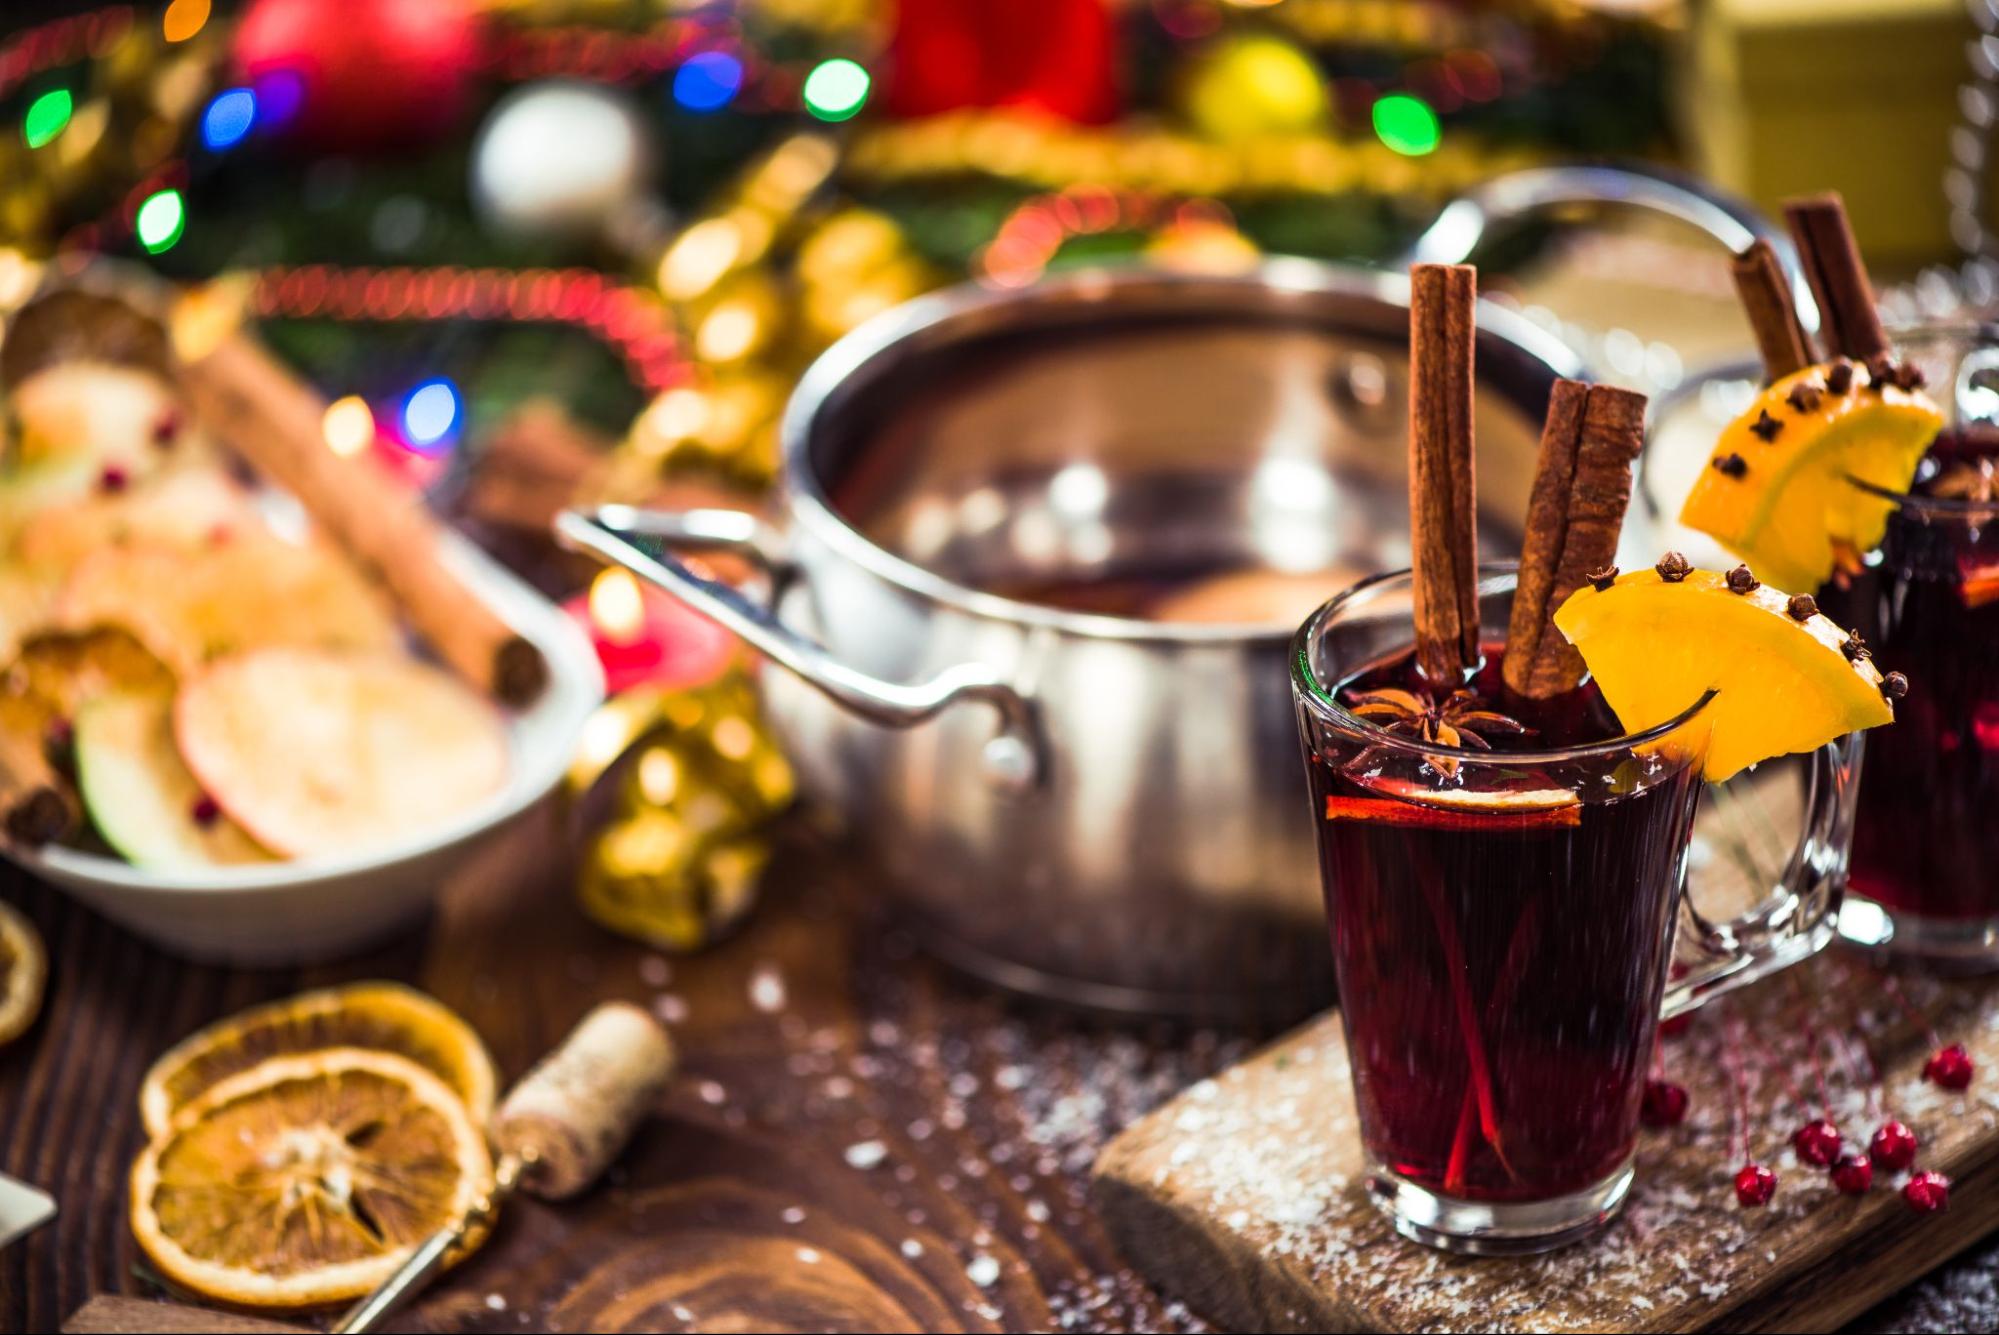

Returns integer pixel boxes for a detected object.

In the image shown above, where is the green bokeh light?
[135,189,186,254]
[803,58,870,123]
[23,89,72,149]
[1372,94,1440,157]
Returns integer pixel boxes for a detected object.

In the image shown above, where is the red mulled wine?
[1302,647,1704,1202]
[1818,435,1999,929]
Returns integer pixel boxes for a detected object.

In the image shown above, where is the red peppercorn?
[1641,1079,1688,1127]
[1791,1119,1842,1167]
[1734,1163,1776,1207]
[152,410,181,447]
[1904,1170,1950,1214]
[1924,1043,1974,1090]
[98,464,129,493]
[1870,1120,1919,1172]
[190,795,221,828]
[1831,1153,1873,1195]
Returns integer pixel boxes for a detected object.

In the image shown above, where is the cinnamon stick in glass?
[1407,263,1481,685]
[1501,379,1648,699]
[1731,239,1814,382]
[1784,193,1888,364]
[180,335,548,706]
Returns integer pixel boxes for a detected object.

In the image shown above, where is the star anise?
[1343,687,1529,777]
[1932,457,1999,504]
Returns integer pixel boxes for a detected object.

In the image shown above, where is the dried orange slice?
[130,1048,494,1310]
[1555,565,1894,782]
[140,981,496,1140]
[174,648,510,859]
[56,534,398,675]
[0,899,47,1046]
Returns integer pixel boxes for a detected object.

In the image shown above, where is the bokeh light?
[802,58,870,123]
[401,379,460,448]
[321,395,374,457]
[162,0,210,43]
[673,52,744,113]
[1372,93,1441,156]
[589,568,646,643]
[23,90,71,150]
[253,70,306,129]
[135,189,187,254]
[200,88,258,152]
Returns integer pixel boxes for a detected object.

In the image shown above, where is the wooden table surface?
[3,803,1997,1334]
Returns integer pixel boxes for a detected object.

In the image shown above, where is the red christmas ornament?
[232,0,482,152]
[1791,1119,1842,1167]
[1733,1163,1776,1207]
[1870,1120,1919,1171]
[1831,1153,1873,1195]
[1925,1043,1975,1090]
[1904,1170,1950,1213]
[886,0,1119,124]
[1640,1079,1688,1128]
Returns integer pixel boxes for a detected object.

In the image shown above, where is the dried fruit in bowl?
[139,981,496,1138]
[174,648,509,859]
[14,467,258,578]
[73,690,272,870]
[129,1048,493,1309]
[0,899,46,1046]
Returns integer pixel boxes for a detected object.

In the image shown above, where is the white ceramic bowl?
[4,531,604,965]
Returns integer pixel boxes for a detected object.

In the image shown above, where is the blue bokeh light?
[252,69,306,129]
[401,379,460,449]
[673,51,744,113]
[200,87,258,151]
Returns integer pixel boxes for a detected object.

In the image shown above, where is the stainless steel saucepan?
[558,166,1784,1017]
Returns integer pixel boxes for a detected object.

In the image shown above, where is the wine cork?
[492,1002,675,1200]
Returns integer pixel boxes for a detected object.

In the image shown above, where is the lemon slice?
[130,1048,494,1310]
[140,981,496,1139]
[1554,567,1893,782]
[1679,364,1941,591]
[0,899,47,1047]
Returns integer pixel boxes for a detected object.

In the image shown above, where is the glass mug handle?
[1660,731,1866,1020]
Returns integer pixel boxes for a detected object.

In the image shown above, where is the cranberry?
[190,795,221,828]
[1870,1120,1919,1171]
[98,464,129,493]
[1904,1170,1950,1214]
[1831,1153,1873,1195]
[1925,1043,1974,1090]
[1791,1119,1842,1167]
[152,410,181,447]
[1641,1079,1689,1127]
[1734,1163,1776,1207]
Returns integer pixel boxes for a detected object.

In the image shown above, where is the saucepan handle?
[1659,731,1864,1019]
[555,506,1045,792]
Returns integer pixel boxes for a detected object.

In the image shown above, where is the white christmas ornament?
[470,82,656,242]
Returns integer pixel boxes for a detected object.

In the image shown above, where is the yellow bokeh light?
[590,567,647,644]
[162,0,211,44]
[636,748,681,806]
[695,300,762,363]
[642,386,712,443]
[657,218,742,302]
[321,395,375,458]
[710,715,756,762]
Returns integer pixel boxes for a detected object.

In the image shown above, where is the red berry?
[1904,1170,1950,1213]
[1924,1043,1974,1090]
[190,794,221,828]
[98,464,129,493]
[1831,1153,1873,1195]
[1870,1120,1919,1171]
[152,410,181,447]
[1641,1079,1689,1127]
[1791,1118,1842,1167]
[1734,1163,1776,1207]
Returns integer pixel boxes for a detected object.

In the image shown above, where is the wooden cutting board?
[1092,951,1999,1333]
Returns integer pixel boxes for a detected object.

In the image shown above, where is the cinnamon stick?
[0,700,74,847]
[1731,239,1814,382]
[1501,379,1647,699]
[1408,263,1481,685]
[180,335,548,706]
[1783,193,1889,364]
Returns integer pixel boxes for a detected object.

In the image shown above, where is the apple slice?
[175,648,510,858]
[56,533,398,674]
[74,690,272,868]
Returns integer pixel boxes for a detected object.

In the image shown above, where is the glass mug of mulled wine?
[1816,406,1999,967]
[1290,565,1861,1254]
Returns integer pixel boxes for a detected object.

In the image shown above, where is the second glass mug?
[1291,566,1862,1254]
